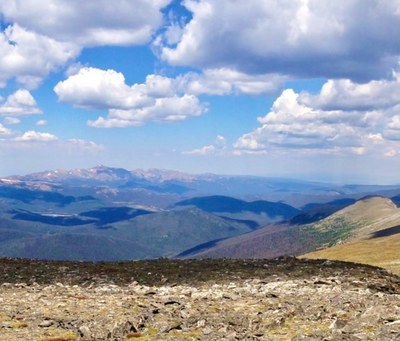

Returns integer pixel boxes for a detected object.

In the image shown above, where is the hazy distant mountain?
[180,196,400,260]
[0,174,259,260]
[2,166,400,262]
[0,182,94,206]
[0,207,255,261]
[175,195,299,226]
[3,167,192,208]
[3,165,400,224]
[7,165,400,207]
[9,206,154,227]
[10,166,134,185]
[9,166,201,190]
[290,198,357,224]
[105,208,256,258]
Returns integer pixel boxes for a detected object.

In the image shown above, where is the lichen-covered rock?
[0,258,399,340]
[0,278,399,340]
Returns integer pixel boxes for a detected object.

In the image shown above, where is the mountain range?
[180,196,400,275]
[7,165,400,207]
[0,166,400,274]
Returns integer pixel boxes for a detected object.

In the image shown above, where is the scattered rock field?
[0,258,399,340]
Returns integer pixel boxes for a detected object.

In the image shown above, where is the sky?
[0,0,400,184]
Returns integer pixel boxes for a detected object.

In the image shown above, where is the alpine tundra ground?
[0,257,400,340]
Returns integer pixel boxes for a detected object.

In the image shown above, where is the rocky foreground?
[0,258,400,340]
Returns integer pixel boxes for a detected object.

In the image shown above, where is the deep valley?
[1,166,400,276]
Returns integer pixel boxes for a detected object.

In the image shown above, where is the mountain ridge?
[1,166,400,268]
[174,195,300,226]
[180,196,400,272]
[6,165,400,208]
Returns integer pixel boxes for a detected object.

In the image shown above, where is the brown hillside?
[183,197,400,270]
[301,197,400,275]
[302,233,400,275]
[327,196,400,240]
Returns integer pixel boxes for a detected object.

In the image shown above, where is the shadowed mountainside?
[175,195,300,226]
[290,198,356,224]
[175,195,299,217]
[0,207,256,261]
[301,197,400,274]
[180,197,400,275]
[2,167,400,264]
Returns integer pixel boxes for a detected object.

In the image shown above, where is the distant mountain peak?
[9,166,199,183]
[130,168,198,182]
[9,166,134,183]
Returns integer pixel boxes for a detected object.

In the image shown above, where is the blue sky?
[0,0,400,184]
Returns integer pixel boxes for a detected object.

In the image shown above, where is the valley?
[0,166,400,276]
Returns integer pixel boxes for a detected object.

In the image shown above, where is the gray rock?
[79,325,91,338]
[38,320,53,327]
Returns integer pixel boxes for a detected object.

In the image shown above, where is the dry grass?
[325,197,400,240]
[302,234,400,275]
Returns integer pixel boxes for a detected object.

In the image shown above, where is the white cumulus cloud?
[0,89,42,116]
[67,139,104,152]
[0,123,11,135]
[0,1,170,88]
[54,67,154,110]
[385,115,400,141]
[0,0,171,47]
[176,69,287,95]
[0,24,79,88]
[3,117,20,125]
[299,73,400,111]
[54,65,287,127]
[15,130,58,142]
[160,0,400,81]
[183,135,227,155]
[54,67,207,127]
[89,94,205,127]
[36,120,47,126]
[235,75,400,155]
